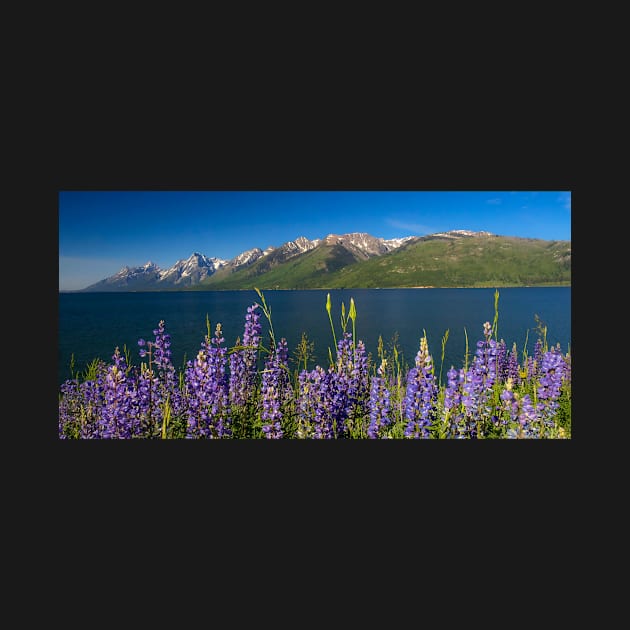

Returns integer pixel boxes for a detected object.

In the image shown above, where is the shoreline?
[60,283,572,294]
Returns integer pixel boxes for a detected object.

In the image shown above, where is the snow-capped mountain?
[323,232,414,259]
[276,236,319,258]
[294,236,318,252]
[229,247,264,268]
[79,231,469,291]
[81,261,162,291]
[431,230,494,238]
[383,236,415,250]
[116,261,161,281]
[80,254,228,292]
[158,252,227,286]
[223,237,318,271]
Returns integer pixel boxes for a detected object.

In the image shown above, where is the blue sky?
[59,190,571,291]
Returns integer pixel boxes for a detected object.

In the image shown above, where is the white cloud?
[486,198,502,205]
[386,218,434,234]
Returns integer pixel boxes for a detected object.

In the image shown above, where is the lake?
[58,287,571,385]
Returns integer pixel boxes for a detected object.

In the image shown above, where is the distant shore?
[60,283,571,293]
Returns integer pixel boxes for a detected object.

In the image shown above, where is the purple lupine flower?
[150,320,184,414]
[367,359,391,438]
[76,368,107,438]
[151,320,184,425]
[512,393,539,438]
[261,338,289,439]
[229,304,262,408]
[496,339,508,383]
[243,304,262,349]
[59,364,109,439]
[403,336,437,438]
[460,366,483,437]
[506,342,521,386]
[185,324,229,438]
[296,368,318,438]
[133,321,180,437]
[460,322,499,437]
[138,337,150,360]
[351,339,370,428]
[134,366,159,436]
[320,367,347,439]
[207,322,230,436]
[328,333,370,437]
[136,336,161,437]
[296,366,337,439]
[331,332,354,437]
[535,346,567,431]
[228,349,247,408]
[97,347,136,439]
[523,338,543,383]
[533,338,544,367]
[59,378,82,439]
[151,320,173,372]
[442,366,465,437]
[476,322,499,390]
[499,380,519,432]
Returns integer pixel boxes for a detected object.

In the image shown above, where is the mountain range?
[77,230,571,291]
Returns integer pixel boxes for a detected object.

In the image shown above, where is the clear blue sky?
[59,190,571,291]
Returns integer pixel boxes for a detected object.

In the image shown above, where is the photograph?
[58,190,571,439]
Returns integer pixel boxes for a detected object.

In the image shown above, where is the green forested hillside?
[193,234,571,289]
[324,235,571,288]
[195,243,365,290]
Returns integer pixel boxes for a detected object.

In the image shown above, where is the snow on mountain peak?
[431,229,495,238]
[230,247,263,267]
[92,230,500,290]
[154,252,227,285]
[293,236,313,250]
[383,236,415,250]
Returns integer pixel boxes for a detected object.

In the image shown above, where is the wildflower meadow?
[58,289,571,439]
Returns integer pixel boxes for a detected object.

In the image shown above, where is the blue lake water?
[58,287,571,385]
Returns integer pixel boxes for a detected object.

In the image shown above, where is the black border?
[39,111,580,525]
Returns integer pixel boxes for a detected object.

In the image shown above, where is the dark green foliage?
[164,413,188,439]
[554,382,572,437]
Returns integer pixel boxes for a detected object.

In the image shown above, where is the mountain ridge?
[76,230,571,291]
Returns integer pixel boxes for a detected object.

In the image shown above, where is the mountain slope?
[196,241,367,290]
[196,233,571,289]
[80,253,228,291]
[81,262,163,292]
[77,231,571,291]
[158,252,227,286]
[324,233,571,288]
[196,232,412,290]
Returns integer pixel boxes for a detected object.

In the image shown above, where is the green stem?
[326,292,337,351]
[255,288,276,353]
[349,297,357,351]
[439,329,449,386]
